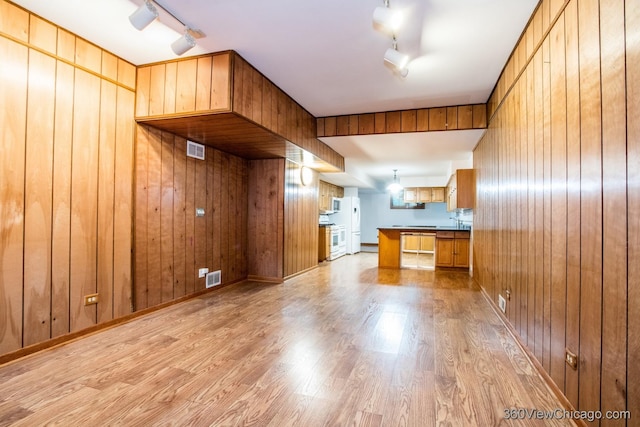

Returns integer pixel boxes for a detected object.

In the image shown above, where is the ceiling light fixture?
[129,0,158,30]
[128,0,206,56]
[384,37,409,77]
[387,169,403,193]
[373,0,403,34]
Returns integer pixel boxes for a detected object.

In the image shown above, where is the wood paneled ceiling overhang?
[135,51,344,173]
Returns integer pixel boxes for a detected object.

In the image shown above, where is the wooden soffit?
[135,51,344,173]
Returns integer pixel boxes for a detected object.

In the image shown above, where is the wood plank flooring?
[0,253,573,426]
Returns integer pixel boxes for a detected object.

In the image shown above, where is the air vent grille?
[187,140,205,160]
[206,270,221,288]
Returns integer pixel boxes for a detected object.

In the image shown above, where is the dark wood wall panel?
[0,0,136,355]
[577,0,603,415]
[627,0,640,421]
[283,160,319,278]
[317,104,487,137]
[563,0,580,407]
[600,0,628,420]
[474,0,635,421]
[247,159,285,281]
[133,126,248,310]
[548,15,567,392]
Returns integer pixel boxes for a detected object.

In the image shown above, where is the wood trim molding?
[317,104,487,137]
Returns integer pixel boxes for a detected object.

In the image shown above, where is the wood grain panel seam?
[487,0,571,124]
[0,30,135,92]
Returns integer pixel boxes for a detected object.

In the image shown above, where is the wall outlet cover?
[198,268,209,278]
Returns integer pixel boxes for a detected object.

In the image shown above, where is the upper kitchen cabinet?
[318,181,344,212]
[446,169,475,211]
[135,51,344,172]
[403,187,446,203]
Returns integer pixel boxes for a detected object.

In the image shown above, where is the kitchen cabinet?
[319,180,344,211]
[318,226,331,261]
[403,187,446,203]
[431,187,445,202]
[402,234,435,253]
[446,169,475,211]
[435,231,470,268]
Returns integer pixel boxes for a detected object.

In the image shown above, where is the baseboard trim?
[247,275,284,284]
[0,277,246,367]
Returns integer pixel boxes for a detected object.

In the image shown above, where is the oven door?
[331,230,340,253]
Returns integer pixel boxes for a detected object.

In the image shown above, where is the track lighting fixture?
[387,169,403,193]
[373,0,402,35]
[171,31,196,55]
[128,0,205,56]
[384,37,409,77]
[129,0,158,31]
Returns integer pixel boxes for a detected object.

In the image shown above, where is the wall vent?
[187,140,205,160]
[206,270,221,288]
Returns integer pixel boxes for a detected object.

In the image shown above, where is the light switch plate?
[195,208,205,217]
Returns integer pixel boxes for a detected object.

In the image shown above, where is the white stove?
[328,224,347,260]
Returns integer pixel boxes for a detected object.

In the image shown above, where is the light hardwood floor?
[0,253,573,426]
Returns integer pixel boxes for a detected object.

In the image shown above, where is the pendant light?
[387,169,403,193]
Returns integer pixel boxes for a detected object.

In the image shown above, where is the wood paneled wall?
[232,54,344,171]
[135,52,231,117]
[317,104,486,137]
[247,159,285,282]
[0,0,135,355]
[474,0,638,422]
[247,159,319,281]
[136,52,344,172]
[134,126,248,310]
[284,160,319,278]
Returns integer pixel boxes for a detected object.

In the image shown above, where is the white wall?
[359,191,456,244]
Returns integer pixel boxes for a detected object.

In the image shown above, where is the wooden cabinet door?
[453,238,470,267]
[435,238,454,267]
[456,169,475,209]
[420,235,435,252]
[403,235,419,252]
[416,187,432,203]
[431,187,445,203]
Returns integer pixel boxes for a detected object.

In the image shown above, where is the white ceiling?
[13,0,538,190]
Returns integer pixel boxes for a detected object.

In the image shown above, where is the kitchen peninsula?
[378,226,471,269]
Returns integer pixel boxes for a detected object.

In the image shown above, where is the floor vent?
[187,140,205,160]
[206,270,221,288]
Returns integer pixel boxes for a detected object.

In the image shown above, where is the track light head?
[171,31,196,55]
[373,6,403,34]
[384,47,409,76]
[129,1,158,31]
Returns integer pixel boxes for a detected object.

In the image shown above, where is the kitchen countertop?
[378,225,471,232]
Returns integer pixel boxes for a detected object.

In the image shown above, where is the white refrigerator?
[336,197,360,254]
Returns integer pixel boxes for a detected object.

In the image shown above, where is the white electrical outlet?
[198,268,209,278]
[498,294,506,313]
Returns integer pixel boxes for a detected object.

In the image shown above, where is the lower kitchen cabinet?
[435,231,470,268]
[318,226,331,261]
